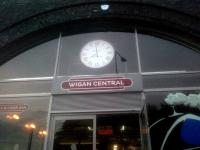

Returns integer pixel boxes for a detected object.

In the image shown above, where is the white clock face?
[80,40,114,68]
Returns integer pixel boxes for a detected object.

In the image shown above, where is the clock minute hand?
[94,42,99,57]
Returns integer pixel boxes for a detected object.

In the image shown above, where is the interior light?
[113,144,118,150]
[101,4,110,11]
[120,125,125,131]
[88,126,93,131]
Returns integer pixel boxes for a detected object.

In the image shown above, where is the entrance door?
[49,113,141,150]
[49,115,96,150]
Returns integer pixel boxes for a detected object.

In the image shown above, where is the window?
[58,32,138,76]
[138,34,200,72]
[51,114,141,150]
[145,91,200,150]
[96,114,141,150]
[0,96,50,150]
[0,39,58,80]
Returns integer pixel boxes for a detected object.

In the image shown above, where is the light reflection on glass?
[38,130,47,137]
[6,114,20,120]
[0,97,49,150]
[53,119,93,150]
[97,114,141,150]
[25,123,36,129]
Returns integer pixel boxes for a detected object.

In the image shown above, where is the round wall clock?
[80,40,114,68]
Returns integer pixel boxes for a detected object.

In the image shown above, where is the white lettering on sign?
[0,104,28,112]
[61,77,133,92]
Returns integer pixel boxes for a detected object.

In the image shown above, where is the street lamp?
[38,130,47,137]
[6,114,20,120]
[38,130,47,150]
[114,51,127,73]
[25,123,36,150]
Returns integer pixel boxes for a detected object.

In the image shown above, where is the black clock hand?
[95,42,99,57]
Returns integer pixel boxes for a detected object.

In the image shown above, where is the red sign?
[61,77,133,91]
[97,129,113,135]
[0,104,28,112]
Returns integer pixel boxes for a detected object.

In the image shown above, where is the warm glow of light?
[6,115,12,119]
[13,114,20,120]
[6,114,20,120]
[39,131,43,135]
[25,123,36,129]
[113,144,118,150]
[42,131,47,135]
[38,130,47,137]
[25,124,29,128]
[30,124,36,129]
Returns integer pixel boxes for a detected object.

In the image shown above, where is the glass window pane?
[58,32,138,76]
[143,72,200,89]
[53,119,93,150]
[145,91,200,150]
[0,96,50,150]
[0,39,58,79]
[0,80,52,95]
[97,114,141,150]
[138,34,200,72]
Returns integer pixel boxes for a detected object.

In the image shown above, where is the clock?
[80,40,114,68]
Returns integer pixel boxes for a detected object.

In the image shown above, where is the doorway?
[49,113,141,150]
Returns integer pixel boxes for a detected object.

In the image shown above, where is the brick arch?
[0,1,200,65]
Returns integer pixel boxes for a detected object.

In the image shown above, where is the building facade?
[0,1,200,150]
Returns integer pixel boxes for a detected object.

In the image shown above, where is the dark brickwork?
[0,0,200,64]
